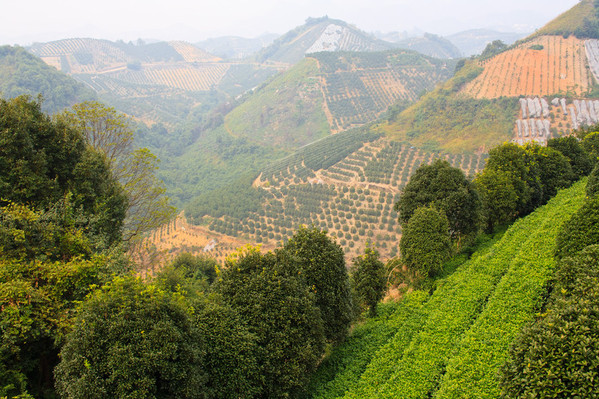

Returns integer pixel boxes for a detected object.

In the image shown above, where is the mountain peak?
[254,17,391,64]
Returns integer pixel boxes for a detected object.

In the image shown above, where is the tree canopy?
[59,101,175,243]
[55,276,206,399]
[399,206,453,278]
[351,246,386,316]
[394,159,481,239]
[279,226,354,343]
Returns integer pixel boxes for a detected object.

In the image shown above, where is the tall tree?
[485,142,541,216]
[548,136,593,179]
[279,226,354,343]
[0,96,127,247]
[216,246,325,397]
[59,101,175,242]
[524,144,573,204]
[394,159,481,239]
[55,276,206,399]
[474,168,518,232]
[400,206,453,278]
[351,246,386,316]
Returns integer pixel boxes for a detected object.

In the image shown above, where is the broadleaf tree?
[59,101,175,243]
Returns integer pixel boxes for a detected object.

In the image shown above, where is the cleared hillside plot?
[461,35,595,99]
[106,63,230,92]
[29,38,129,73]
[168,41,221,62]
[174,132,487,261]
[307,180,585,399]
[312,51,455,132]
[513,96,599,145]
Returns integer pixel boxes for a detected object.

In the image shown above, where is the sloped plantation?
[178,128,487,262]
[306,180,586,398]
[313,50,456,132]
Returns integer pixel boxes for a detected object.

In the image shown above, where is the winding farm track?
[462,35,594,99]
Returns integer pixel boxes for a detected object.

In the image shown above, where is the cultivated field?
[462,35,594,99]
[512,96,599,145]
[151,135,487,263]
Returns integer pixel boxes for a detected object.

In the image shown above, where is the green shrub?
[500,245,599,399]
[555,190,599,260]
[400,206,453,277]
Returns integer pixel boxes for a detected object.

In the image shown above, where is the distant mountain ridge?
[195,34,278,59]
[446,29,527,56]
[254,16,393,64]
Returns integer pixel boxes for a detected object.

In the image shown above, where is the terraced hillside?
[223,50,455,147]
[461,35,595,99]
[255,16,393,65]
[28,38,282,127]
[150,129,487,263]
[306,180,586,399]
[314,51,455,132]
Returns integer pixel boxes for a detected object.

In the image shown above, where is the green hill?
[224,58,330,149]
[0,46,96,113]
[305,180,586,398]
[375,61,518,153]
[535,0,599,39]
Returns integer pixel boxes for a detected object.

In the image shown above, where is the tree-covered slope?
[306,179,587,399]
[224,58,330,149]
[0,46,96,113]
[393,34,462,59]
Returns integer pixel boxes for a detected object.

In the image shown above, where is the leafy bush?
[555,189,599,260]
[55,276,206,399]
[400,206,453,277]
[500,245,599,398]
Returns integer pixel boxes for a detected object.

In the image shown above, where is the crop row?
[463,35,593,99]
[318,181,585,398]
[434,180,586,398]
[111,64,230,92]
[307,291,429,399]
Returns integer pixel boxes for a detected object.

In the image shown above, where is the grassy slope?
[378,62,519,153]
[307,180,586,399]
[0,46,96,114]
[224,58,330,150]
[535,0,595,38]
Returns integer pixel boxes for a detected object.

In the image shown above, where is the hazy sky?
[0,0,580,45]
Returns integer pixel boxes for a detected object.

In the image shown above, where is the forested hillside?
[0,46,96,113]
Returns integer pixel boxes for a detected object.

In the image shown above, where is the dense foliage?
[394,159,481,239]
[500,244,599,398]
[55,277,205,399]
[555,194,599,260]
[547,136,593,179]
[279,226,354,343]
[0,97,129,398]
[399,206,453,277]
[0,97,127,246]
[0,46,96,113]
[307,180,586,399]
[351,247,386,316]
[216,247,326,397]
[474,168,518,232]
